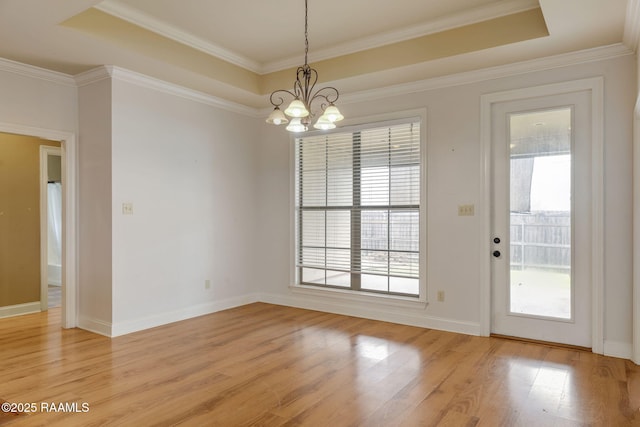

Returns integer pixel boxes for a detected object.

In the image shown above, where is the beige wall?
[0,133,60,307]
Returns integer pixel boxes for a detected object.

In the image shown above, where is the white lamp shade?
[286,117,308,132]
[313,115,336,130]
[284,99,310,118]
[323,104,344,122]
[266,107,289,125]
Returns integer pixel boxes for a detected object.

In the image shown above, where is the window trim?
[289,109,428,306]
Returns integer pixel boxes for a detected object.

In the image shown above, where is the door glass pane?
[509,108,571,319]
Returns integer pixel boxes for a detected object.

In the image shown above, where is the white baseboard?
[109,294,261,337]
[0,301,41,319]
[73,292,634,365]
[77,315,113,337]
[604,340,633,360]
[259,292,481,336]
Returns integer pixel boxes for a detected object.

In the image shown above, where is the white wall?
[74,69,262,336]
[256,54,636,358]
[0,62,77,131]
[600,56,636,352]
[109,76,260,335]
[77,77,113,333]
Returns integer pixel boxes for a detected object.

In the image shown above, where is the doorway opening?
[41,146,62,311]
[0,134,60,318]
[0,123,77,329]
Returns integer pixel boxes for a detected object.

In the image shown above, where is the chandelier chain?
[304,0,309,66]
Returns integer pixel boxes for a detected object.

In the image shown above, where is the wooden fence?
[510,212,570,272]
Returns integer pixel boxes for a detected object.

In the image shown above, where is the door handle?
[493,250,501,258]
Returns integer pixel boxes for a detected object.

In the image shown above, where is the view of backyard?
[509,211,571,319]
[510,269,571,319]
[509,108,572,320]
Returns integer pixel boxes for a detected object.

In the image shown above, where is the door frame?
[633,97,640,364]
[0,122,77,329]
[479,77,604,354]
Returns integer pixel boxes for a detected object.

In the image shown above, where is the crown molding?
[95,0,538,75]
[108,67,259,116]
[95,0,262,74]
[76,65,260,117]
[258,43,632,115]
[74,66,114,87]
[0,57,75,87]
[96,45,621,118]
[624,0,640,51]
[4,43,630,121]
[262,0,540,73]
[338,43,633,106]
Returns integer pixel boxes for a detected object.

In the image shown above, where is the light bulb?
[284,99,310,118]
[266,107,289,125]
[323,104,344,122]
[313,115,336,130]
[286,117,308,132]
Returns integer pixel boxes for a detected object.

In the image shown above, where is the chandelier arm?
[269,89,298,108]
[309,87,340,109]
[294,67,307,100]
[295,65,317,110]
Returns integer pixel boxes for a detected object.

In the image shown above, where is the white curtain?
[47,182,62,267]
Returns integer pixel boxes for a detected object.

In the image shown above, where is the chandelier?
[266,0,344,132]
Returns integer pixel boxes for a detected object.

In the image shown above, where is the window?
[295,119,421,297]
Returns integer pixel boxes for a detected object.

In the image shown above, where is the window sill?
[289,283,429,310]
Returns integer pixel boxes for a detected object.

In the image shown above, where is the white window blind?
[295,120,421,296]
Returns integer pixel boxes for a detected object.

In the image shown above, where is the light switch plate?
[458,204,474,216]
[122,202,133,215]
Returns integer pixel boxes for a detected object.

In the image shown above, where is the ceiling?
[0,0,632,108]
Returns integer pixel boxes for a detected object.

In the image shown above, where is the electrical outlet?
[205,279,211,290]
[437,290,445,302]
[458,204,474,216]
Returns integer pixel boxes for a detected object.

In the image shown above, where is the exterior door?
[490,90,592,348]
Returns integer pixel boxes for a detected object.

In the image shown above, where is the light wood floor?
[1,303,639,426]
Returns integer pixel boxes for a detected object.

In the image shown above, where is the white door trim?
[633,96,640,364]
[479,77,604,354]
[1,122,77,329]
